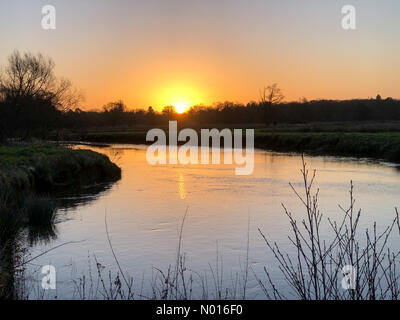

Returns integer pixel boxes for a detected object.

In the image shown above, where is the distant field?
[57,122,400,164]
[253,131,400,162]
[59,120,400,134]
[256,121,400,132]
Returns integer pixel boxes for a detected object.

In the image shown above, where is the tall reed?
[258,156,400,300]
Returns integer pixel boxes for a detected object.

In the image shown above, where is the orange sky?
[1,0,400,111]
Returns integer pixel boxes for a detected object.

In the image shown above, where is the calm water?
[26,145,400,299]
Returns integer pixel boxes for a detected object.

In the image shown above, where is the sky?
[1,0,400,111]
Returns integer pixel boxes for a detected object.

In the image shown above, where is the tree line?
[1,51,400,141]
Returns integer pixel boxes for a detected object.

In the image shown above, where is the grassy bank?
[0,143,121,298]
[59,128,400,163]
[254,131,400,162]
[0,143,121,199]
[61,130,148,144]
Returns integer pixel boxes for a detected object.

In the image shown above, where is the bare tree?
[259,83,284,125]
[259,83,284,105]
[0,50,81,111]
[103,100,126,113]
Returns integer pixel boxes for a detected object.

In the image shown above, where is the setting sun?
[174,102,189,114]
[2,0,400,304]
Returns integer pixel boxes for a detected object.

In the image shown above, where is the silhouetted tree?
[102,100,134,127]
[0,50,80,111]
[56,97,400,132]
[0,51,81,138]
[162,106,176,121]
[259,83,284,124]
[259,83,284,105]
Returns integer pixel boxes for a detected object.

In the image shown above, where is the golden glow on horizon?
[174,102,189,114]
[153,83,205,111]
[4,2,399,110]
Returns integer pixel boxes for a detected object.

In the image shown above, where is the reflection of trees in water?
[0,181,116,299]
[54,181,115,209]
[0,207,24,300]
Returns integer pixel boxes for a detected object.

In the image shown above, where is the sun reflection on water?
[178,173,186,200]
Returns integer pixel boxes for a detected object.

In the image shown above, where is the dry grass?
[258,156,400,300]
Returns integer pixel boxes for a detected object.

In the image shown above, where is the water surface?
[27,145,400,299]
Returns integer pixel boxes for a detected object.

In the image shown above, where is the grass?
[0,194,59,299]
[253,131,400,162]
[258,157,400,300]
[255,120,400,133]
[0,141,122,297]
[0,142,121,198]
[58,125,400,163]
[0,142,122,299]
[59,130,148,144]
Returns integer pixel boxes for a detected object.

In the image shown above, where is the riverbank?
[0,143,122,298]
[0,143,121,200]
[254,131,400,163]
[58,129,400,164]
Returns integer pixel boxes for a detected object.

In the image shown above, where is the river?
[25,144,400,299]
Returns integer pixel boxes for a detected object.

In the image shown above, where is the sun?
[174,102,188,114]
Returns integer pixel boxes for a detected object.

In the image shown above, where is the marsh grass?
[254,132,400,162]
[0,142,121,200]
[24,196,56,226]
[23,196,58,245]
[0,142,122,299]
[258,156,400,300]
[0,193,59,298]
[59,128,400,163]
